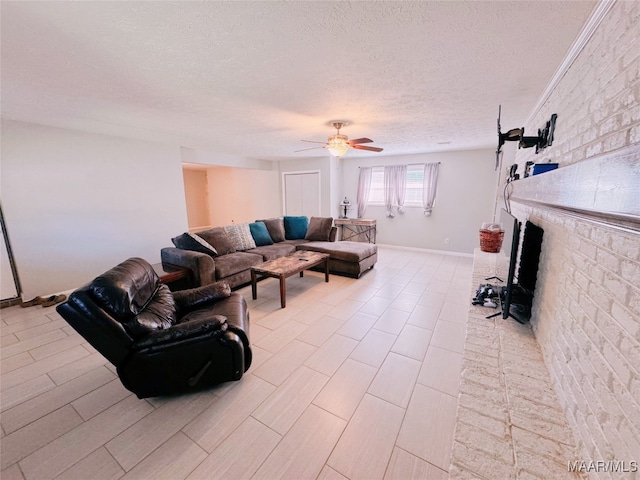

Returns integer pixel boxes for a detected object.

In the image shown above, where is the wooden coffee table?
[251,251,330,308]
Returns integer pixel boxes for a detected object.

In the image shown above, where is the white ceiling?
[1,1,597,162]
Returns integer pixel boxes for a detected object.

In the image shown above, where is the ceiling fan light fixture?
[297,121,381,156]
[326,134,349,157]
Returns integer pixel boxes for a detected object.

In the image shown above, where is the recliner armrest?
[133,315,227,350]
[172,282,231,313]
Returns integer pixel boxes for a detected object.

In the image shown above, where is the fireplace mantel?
[508,145,640,234]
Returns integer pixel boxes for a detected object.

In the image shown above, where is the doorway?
[182,166,211,231]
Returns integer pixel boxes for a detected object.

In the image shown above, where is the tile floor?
[1,246,474,480]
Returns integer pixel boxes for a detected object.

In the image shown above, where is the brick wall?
[503,0,640,472]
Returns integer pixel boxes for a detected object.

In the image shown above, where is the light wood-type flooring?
[1,246,473,480]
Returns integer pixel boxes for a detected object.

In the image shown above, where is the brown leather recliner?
[56,257,251,398]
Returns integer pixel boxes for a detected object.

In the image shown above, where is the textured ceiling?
[1,1,597,162]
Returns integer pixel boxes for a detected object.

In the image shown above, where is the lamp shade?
[327,134,349,157]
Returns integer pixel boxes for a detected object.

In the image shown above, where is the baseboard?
[1,288,76,310]
[0,297,22,309]
[376,243,473,258]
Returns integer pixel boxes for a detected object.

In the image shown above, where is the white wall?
[181,146,274,171]
[341,150,497,254]
[1,120,188,298]
[329,155,342,219]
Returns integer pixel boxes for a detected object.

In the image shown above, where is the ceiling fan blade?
[352,145,383,152]
[300,139,328,144]
[295,146,327,153]
[348,138,373,145]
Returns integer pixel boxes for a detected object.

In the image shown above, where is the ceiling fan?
[296,121,383,157]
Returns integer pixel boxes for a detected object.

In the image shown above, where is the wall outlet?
[444,237,450,244]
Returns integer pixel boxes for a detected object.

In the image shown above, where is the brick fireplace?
[451,1,639,477]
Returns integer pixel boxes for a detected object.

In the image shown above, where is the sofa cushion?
[196,227,236,256]
[258,218,286,243]
[247,243,296,261]
[297,241,377,262]
[305,217,333,241]
[249,221,274,246]
[284,216,309,240]
[224,223,257,251]
[214,252,263,279]
[280,239,309,246]
[171,232,218,256]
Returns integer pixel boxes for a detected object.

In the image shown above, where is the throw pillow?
[258,218,286,242]
[249,221,274,246]
[196,227,236,256]
[171,232,218,256]
[224,223,257,251]
[305,216,334,241]
[284,216,309,240]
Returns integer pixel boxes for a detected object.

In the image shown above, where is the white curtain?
[383,166,395,217]
[422,162,439,216]
[356,167,372,218]
[396,165,407,214]
[384,165,406,218]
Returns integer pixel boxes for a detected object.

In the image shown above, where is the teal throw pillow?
[249,221,274,246]
[284,216,309,240]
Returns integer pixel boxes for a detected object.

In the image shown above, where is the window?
[367,164,425,206]
[404,164,425,205]
[368,167,385,204]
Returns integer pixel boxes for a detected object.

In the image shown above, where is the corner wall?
[1,120,188,298]
[504,0,639,465]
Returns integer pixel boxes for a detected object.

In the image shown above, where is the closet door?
[283,171,320,216]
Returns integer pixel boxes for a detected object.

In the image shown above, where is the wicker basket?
[479,229,504,253]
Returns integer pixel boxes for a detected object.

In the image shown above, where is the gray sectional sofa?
[161,216,377,289]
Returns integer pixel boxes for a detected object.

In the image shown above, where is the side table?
[334,218,377,243]
[151,263,193,291]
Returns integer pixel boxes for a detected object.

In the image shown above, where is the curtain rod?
[358,162,441,168]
